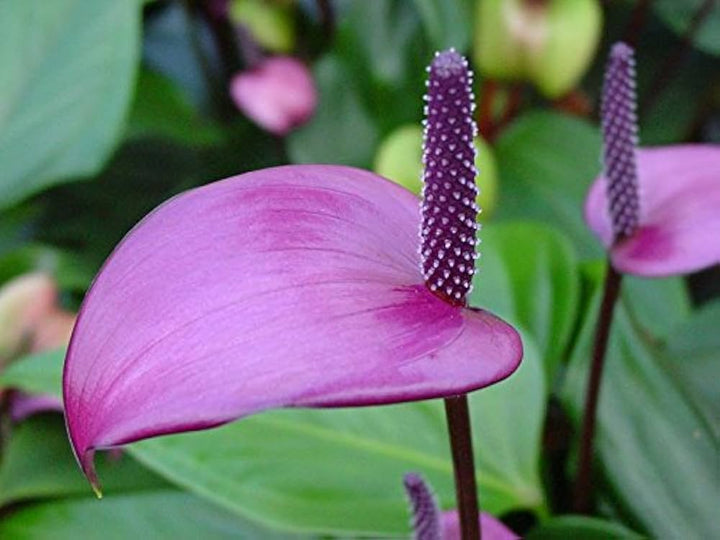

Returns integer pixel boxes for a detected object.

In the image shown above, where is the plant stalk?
[444,394,481,539]
[573,262,623,514]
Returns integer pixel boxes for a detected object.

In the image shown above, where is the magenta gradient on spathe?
[63,51,522,490]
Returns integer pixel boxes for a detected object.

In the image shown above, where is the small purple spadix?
[601,42,640,243]
[404,473,442,540]
[403,473,518,540]
[585,42,720,276]
[420,50,479,306]
[63,50,522,490]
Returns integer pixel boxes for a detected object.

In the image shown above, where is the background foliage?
[1,0,718,538]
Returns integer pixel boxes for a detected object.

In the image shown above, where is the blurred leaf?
[0,415,167,506]
[125,335,546,536]
[0,244,95,292]
[288,54,379,167]
[562,267,719,538]
[412,0,472,52]
[494,111,603,260]
[665,301,720,438]
[36,139,202,273]
[0,490,297,539]
[334,0,430,132]
[653,0,720,56]
[526,515,645,539]
[126,69,222,146]
[0,0,141,209]
[472,222,580,383]
[0,348,64,397]
[622,275,691,342]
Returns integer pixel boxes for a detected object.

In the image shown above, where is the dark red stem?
[478,79,498,142]
[444,394,481,539]
[573,263,623,514]
[623,0,654,47]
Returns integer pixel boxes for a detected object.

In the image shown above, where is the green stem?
[444,394,481,539]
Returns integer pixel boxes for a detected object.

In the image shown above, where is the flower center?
[602,42,640,243]
[419,50,479,307]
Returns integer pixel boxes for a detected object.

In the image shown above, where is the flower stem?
[444,394,481,539]
[573,262,623,514]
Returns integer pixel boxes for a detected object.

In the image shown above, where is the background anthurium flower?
[63,165,522,488]
[585,145,720,276]
[404,473,517,540]
[583,42,720,277]
[230,56,317,136]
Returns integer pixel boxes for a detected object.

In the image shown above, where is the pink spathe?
[585,145,720,276]
[442,511,519,540]
[230,56,317,135]
[63,165,522,487]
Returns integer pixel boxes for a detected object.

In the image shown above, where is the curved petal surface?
[442,511,519,540]
[585,145,720,276]
[63,165,522,484]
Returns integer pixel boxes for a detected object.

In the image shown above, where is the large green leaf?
[0,0,141,209]
[472,223,580,383]
[129,335,545,535]
[665,301,720,439]
[653,0,720,56]
[0,348,64,397]
[0,415,167,506]
[494,111,603,260]
[526,516,645,539]
[562,267,719,538]
[0,490,299,539]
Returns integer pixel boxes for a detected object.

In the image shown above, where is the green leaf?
[471,222,580,383]
[412,0,472,52]
[494,111,603,260]
[126,335,545,536]
[621,275,691,342]
[665,301,720,439]
[526,515,645,539]
[653,0,720,56]
[0,490,298,539]
[287,54,379,168]
[0,415,167,506]
[334,0,430,132]
[0,0,141,209]
[0,348,64,398]
[562,268,719,538]
[126,69,222,146]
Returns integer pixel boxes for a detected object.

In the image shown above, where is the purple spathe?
[585,145,720,276]
[63,165,523,487]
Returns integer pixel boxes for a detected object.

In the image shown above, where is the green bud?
[230,0,295,54]
[475,0,602,98]
[374,124,499,219]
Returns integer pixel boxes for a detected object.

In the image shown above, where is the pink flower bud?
[230,56,317,136]
[31,309,76,353]
[0,273,57,364]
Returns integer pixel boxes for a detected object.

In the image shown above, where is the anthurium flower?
[584,43,720,276]
[404,473,518,540]
[230,56,317,135]
[63,50,522,489]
